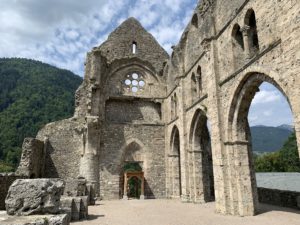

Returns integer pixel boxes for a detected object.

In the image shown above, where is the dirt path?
[72,199,300,225]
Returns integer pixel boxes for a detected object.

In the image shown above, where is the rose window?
[124,73,145,93]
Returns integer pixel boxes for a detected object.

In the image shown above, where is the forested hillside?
[0,58,82,171]
[251,125,293,152]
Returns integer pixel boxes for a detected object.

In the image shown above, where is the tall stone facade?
[34,0,300,217]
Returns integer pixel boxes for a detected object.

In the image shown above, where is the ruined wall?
[36,118,85,180]
[22,0,299,215]
[258,188,300,210]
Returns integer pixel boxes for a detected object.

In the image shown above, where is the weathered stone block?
[0,211,69,225]
[64,177,87,197]
[16,138,45,178]
[5,179,65,216]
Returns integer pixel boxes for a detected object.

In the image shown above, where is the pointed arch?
[191,13,198,28]
[168,125,182,198]
[226,72,298,215]
[244,9,259,56]
[232,23,245,70]
[188,109,214,203]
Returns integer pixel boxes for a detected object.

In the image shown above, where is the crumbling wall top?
[95,17,169,74]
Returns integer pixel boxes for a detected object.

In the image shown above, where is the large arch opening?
[169,126,182,198]
[189,109,214,203]
[227,72,299,215]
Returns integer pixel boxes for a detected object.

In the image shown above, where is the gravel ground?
[71,199,300,225]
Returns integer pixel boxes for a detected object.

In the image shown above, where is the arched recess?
[226,72,298,216]
[191,13,198,28]
[191,73,197,103]
[119,139,145,198]
[168,125,182,198]
[244,9,259,57]
[232,24,245,70]
[188,109,214,203]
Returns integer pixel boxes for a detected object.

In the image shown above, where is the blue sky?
[0,0,293,127]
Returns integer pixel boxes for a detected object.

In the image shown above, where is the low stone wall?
[0,173,26,210]
[258,187,300,209]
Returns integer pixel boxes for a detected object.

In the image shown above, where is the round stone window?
[124,73,145,93]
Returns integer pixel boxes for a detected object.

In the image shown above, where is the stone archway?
[168,126,182,198]
[119,140,145,199]
[188,109,214,203]
[226,72,299,216]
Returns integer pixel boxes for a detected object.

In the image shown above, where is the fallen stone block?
[5,179,65,216]
[0,211,69,225]
[64,177,87,197]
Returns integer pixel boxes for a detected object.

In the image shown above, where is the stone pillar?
[80,116,100,198]
[192,150,205,203]
[226,141,258,216]
[123,173,128,200]
[241,25,251,59]
[140,176,145,200]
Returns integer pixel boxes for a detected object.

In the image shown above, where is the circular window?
[139,80,145,87]
[125,79,131,85]
[123,72,145,93]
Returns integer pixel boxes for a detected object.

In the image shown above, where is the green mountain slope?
[0,58,82,169]
[251,125,293,153]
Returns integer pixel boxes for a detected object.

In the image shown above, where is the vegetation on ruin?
[0,58,82,171]
[255,133,300,172]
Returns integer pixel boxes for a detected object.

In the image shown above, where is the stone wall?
[164,0,300,216]
[36,118,85,180]
[100,123,165,199]
[258,188,300,210]
[106,100,162,124]
[0,173,26,210]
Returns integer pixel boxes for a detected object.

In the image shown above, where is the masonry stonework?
[32,0,299,217]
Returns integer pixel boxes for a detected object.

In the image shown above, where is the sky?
[0,0,293,127]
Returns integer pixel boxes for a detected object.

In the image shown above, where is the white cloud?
[263,110,272,116]
[252,90,281,105]
[0,0,196,75]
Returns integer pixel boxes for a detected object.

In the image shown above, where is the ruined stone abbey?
[11,0,300,217]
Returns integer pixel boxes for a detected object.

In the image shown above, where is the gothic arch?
[226,71,298,215]
[244,9,259,56]
[188,109,214,203]
[168,125,182,198]
[118,138,146,198]
[231,23,244,70]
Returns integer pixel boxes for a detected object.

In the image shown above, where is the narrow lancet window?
[132,42,137,54]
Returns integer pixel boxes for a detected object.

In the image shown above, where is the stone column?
[140,176,145,200]
[241,25,251,59]
[195,75,201,96]
[192,150,205,203]
[123,173,128,200]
